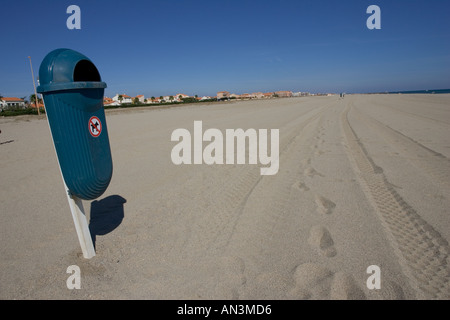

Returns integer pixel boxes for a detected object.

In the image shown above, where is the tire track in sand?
[219,103,333,252]
[341,102,450,299]
[175,100,335,261]
[369,96,450,126]
[351,104,450,190]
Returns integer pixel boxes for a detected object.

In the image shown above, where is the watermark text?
[171,121,279,175]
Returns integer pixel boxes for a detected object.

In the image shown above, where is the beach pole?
[27,56,40,115]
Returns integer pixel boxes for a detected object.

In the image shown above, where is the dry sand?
[1,94,449,299]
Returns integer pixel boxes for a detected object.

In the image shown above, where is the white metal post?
[65,183,96,259]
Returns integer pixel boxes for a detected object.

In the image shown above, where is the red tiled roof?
[2,97,24,102]
[30,103,44,108]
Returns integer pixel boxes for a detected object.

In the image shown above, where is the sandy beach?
[1,94,449,299]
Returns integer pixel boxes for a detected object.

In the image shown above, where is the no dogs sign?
[89,116,102,137]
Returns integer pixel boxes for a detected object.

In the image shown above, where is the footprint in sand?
[304,167,324,178]
[291,181,310,192]
[314,195,336,215]
[314,150,325,156]
[308,225,337,258]
[288,263,333,299]
[288,263,366,299]
[330,272,366,299]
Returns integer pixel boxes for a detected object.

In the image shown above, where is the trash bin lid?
[37,48,107,93]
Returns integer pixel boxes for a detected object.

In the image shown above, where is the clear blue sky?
[1,0,449,99]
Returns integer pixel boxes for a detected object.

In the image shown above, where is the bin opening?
[73,60,101,82]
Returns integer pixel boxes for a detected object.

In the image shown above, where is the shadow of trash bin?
[89,195,126,248]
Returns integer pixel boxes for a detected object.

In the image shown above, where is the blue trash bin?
[37,48,113,200]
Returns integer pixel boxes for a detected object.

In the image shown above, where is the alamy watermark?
[66,5,81,30]
[171,121,279,175]
[66,265,81,289]
[367,5,381,30]
[366,265,381,290]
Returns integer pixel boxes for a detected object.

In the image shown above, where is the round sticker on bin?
[89,116,102,137]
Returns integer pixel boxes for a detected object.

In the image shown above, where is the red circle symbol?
[89,116,102,137]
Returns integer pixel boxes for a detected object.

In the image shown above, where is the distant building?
[252,92,264,99]
[240,93,251,100]
[104,97,120,107]
[263,92,274,98]
[112,94,132,104]
[104,100,120,107]
[230,93,241,99]
[0,97,26,109]
[217,91,230,100]
[148,97,161,104]
[163,95,176,102]
[176,93,190,100]
[135,95,145,103]
[30,102,44,109]
[275,91,293,97]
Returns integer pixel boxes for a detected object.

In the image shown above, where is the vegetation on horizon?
[0,107,45,117]
[103,97,217,110]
